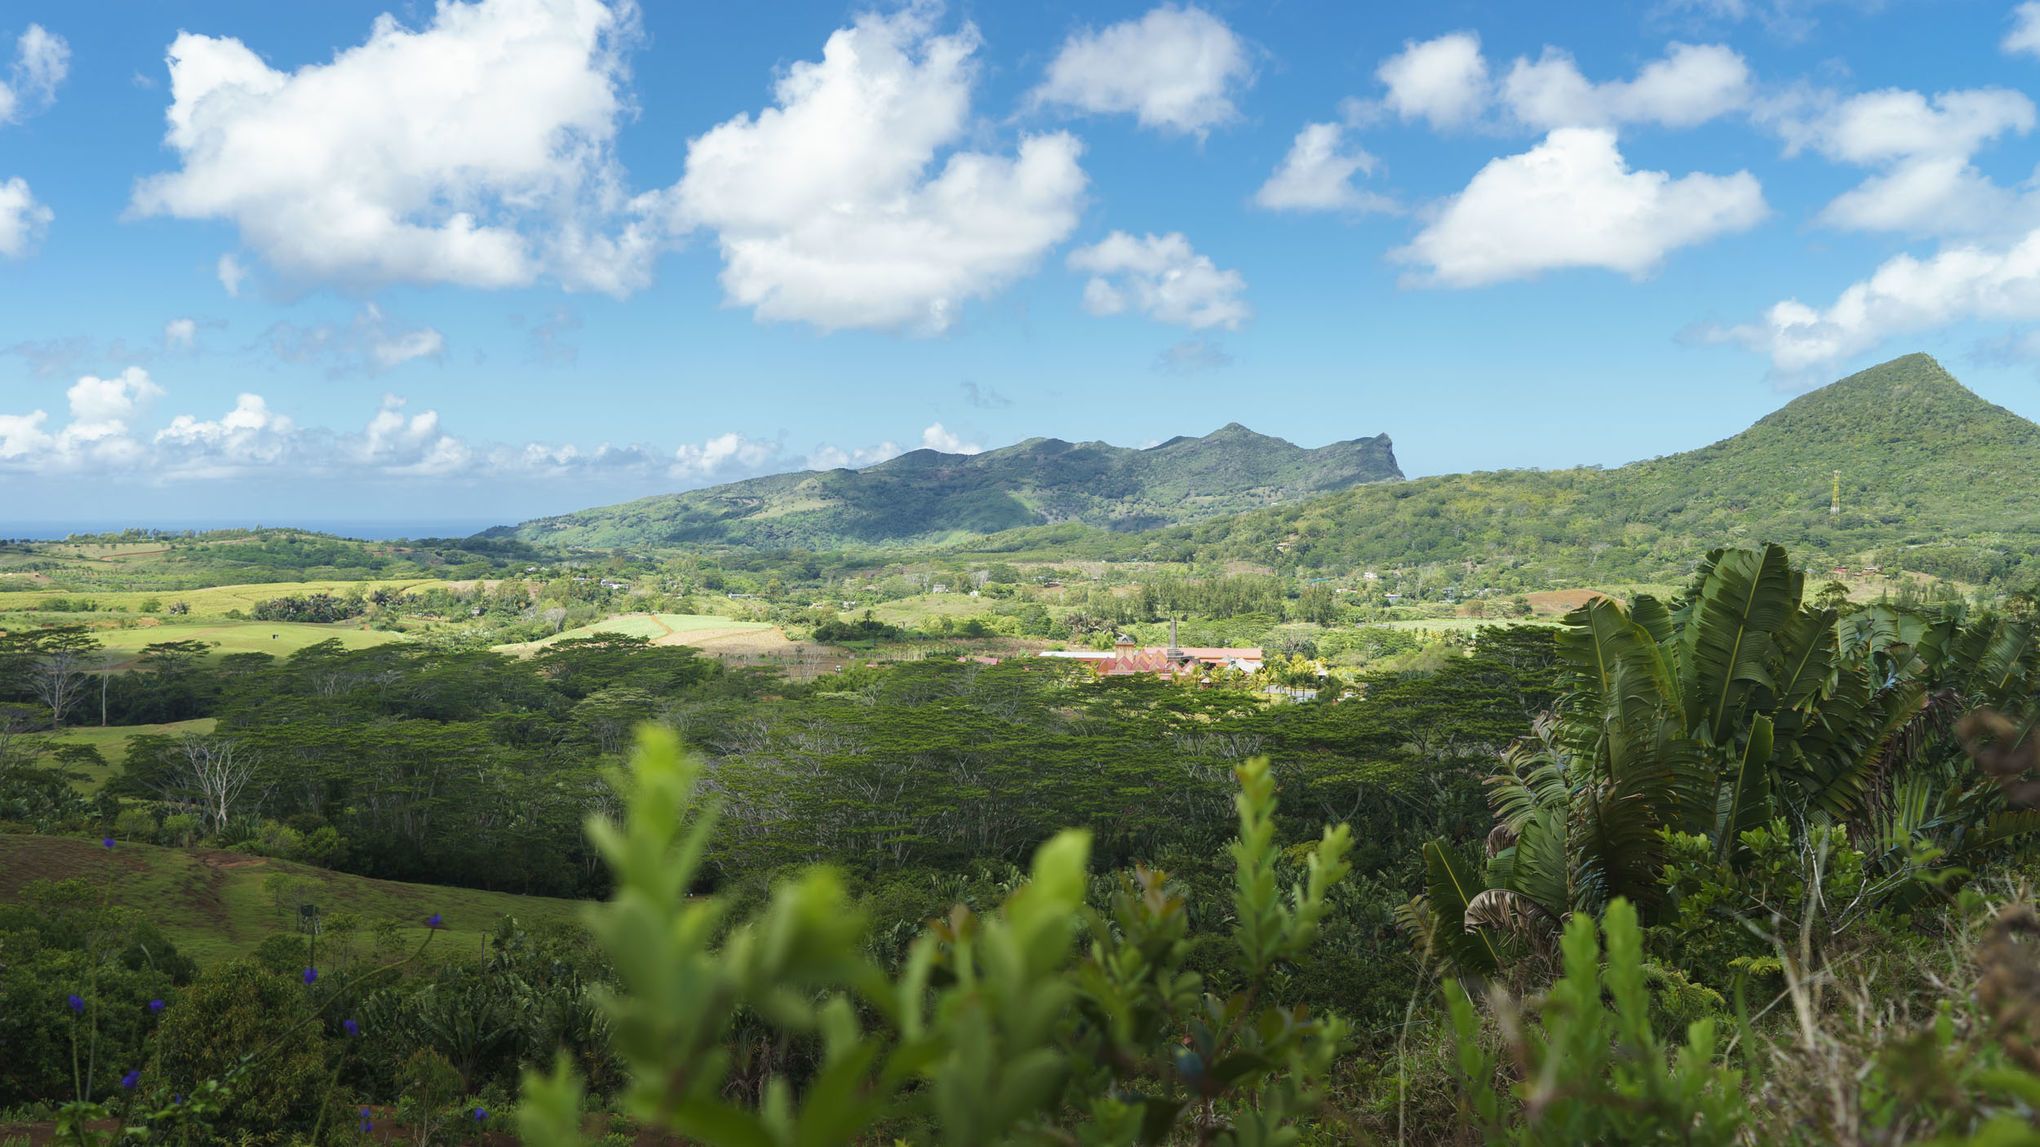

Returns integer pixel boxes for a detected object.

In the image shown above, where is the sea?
[0,520,504,542]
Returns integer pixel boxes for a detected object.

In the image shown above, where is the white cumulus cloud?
[1503,42,1751,129]
[1394,127,1766,287]
[1068,231,1248,329]
[2007,2,2040,57]
[920,423,982,455]
[807,441,903,470]
[1371,35,1751,133]
[1030,5,1251,135]
[1253,123,1393,213]
[0,23,68,123]
[216,254,248,298]
[0,177,50,258]
[163,318,198,349]
[155,394,297,477]
[131,0,664,295]
[0,377,840,490]
[1716,229,2040,372]
[1780,87,2036,237]
[672,432,779,479]
[1375,33,1490,129]
[669,5,1086,333]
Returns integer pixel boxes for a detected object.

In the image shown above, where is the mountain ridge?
[492,353,2040,587]
[1004,353,2040,585]
[491,423,1402,549]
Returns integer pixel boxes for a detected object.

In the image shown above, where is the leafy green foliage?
[1445,899,1747,1144]
[149,958,333,1132]
[518,728,1357,1146]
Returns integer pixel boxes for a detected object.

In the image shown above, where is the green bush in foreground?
[517,727,1356,1146]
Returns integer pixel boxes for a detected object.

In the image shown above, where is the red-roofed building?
[1081,622,1264,679]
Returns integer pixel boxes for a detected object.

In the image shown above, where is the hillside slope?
[490,424,1401,548]
[973,354,2040,586]
[0,833,585,963]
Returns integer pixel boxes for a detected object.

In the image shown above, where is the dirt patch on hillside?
[0,835,147,896]
[1524,589,1615,616]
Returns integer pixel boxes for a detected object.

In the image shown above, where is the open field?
[0,834,588,964]
[495,611,779,655]
[0,577,437,615]
[83,618,402,663]
[33,718,218,788]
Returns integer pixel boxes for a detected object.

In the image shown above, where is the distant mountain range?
[1010,353,2039,585]
[491,354,2040,587]
[489,423,1402,548]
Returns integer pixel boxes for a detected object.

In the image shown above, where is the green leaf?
[1421,840,1499,975]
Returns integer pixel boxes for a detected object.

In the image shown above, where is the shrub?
[158,813,200,847]
[111,808,156,842]
[150,959,331,1132]
[1444,899,1747,1144]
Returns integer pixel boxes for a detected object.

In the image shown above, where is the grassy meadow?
[0,577,436,614]
[33,718,218,789]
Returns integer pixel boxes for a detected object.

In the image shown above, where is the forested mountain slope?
[489,423,1401,548]
[972,354,2040,586]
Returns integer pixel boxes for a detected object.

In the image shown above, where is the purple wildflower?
[102,837,115,849]
[342,1018,359,1036]
[148,998,165,1013]
[425,913,443,929]
[67,994,84,1014]
[358,1107,373,1134]
[120,1070,140,1090]
[473,1107,488,1122]
[302,967,318,985]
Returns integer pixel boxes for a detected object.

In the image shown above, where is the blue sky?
[3,0,2040,527]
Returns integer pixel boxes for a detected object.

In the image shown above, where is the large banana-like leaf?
[1795,674,1929,822]
[1630,594,1675,646]
[1504,805,1572,921]
[1421,839,1500,975]
[1715,713,1775,860]
[1964,809,2040,855]
[1464,888,1562,962]
[1678,543,1796,746]
[1559,598,1678,735]
[1976,620,2037,707]
[1771,607,1838,715]
[1569,768,1668,914]
[1487,725,1568,832]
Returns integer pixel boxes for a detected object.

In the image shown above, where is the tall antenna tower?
[1830,470,1841,517]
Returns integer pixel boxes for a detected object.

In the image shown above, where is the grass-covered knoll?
[32,719,217,787]
[983,354,2040,588]
[492,422,1401,549]
[0,833,585,964]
